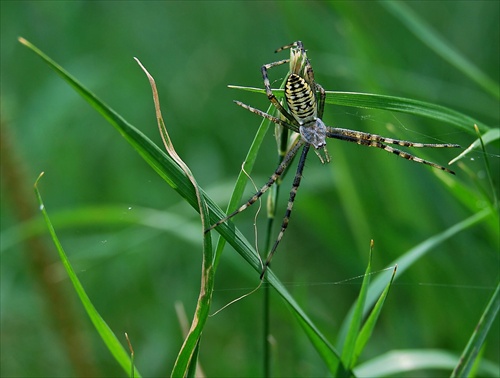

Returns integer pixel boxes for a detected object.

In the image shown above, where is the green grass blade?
[20,37,344,375]
[277,270,347,375]
[451,282,500,378]
[134,58,213,377]
[381,1,500,99]
[352,265,397,368]
[323,92,488,133]
[34,173,141,377]
[449,128,500,165]
[18,38,199,210]
[212,106,273,271]
[0,205,202,254]
[337,208,493,349]
[229,85,488,133]
[185,340,201,378]
[354,349,499,377]
[341,242,373,369]
[473,126,499,210]
[213,79,288,273]
[436,169,498,237]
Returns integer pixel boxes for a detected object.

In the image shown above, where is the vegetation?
[2,2,498,376]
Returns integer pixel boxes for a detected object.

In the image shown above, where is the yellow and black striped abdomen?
[285,73,317,123]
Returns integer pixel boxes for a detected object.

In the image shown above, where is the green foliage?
[34,173,141,377]
[2,2,498,377]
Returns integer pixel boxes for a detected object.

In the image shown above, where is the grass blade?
[213,78,288,273]
[229,85,488,134]
[341,241,373,368]
[352,265,397,368]
[381,1,500,99]
[337,208,493,349]
[212,104,274,271]
[451,282,500,378]
[34,173,141,377]
[449,128,500,165]
[354,349,499,377]
[134,57,213,377]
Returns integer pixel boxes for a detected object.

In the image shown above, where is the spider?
[206,41,460,279]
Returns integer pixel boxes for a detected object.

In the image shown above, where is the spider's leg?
[377,142,456,174]
[261,61,298,124]
[234,101,299,134]
[205,138,305,233]
[327,128,460,148]
[260,143,311,279]
[302,55,316,89]
[275,41,300,53]
[327,128,458,174]
[316,83,326,119]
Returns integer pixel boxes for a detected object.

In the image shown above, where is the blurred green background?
[1,1,498,377]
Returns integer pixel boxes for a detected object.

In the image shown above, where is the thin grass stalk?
[262,122,289,376]
[262,215,273,377]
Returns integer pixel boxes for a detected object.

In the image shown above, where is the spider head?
[299,118,327,149]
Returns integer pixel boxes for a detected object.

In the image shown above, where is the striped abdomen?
[285,73,317,124]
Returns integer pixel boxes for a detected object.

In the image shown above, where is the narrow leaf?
[449,128,500,165]
[381,1,500,99]
[352,265,397,367]
[451,282,500,378]
[341,241,373,368]
[229,85,488,133]
[355,349,499,377]
[337,208,493,349]
[34,173,141,377]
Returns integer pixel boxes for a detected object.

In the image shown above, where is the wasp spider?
[207,41,459,279]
